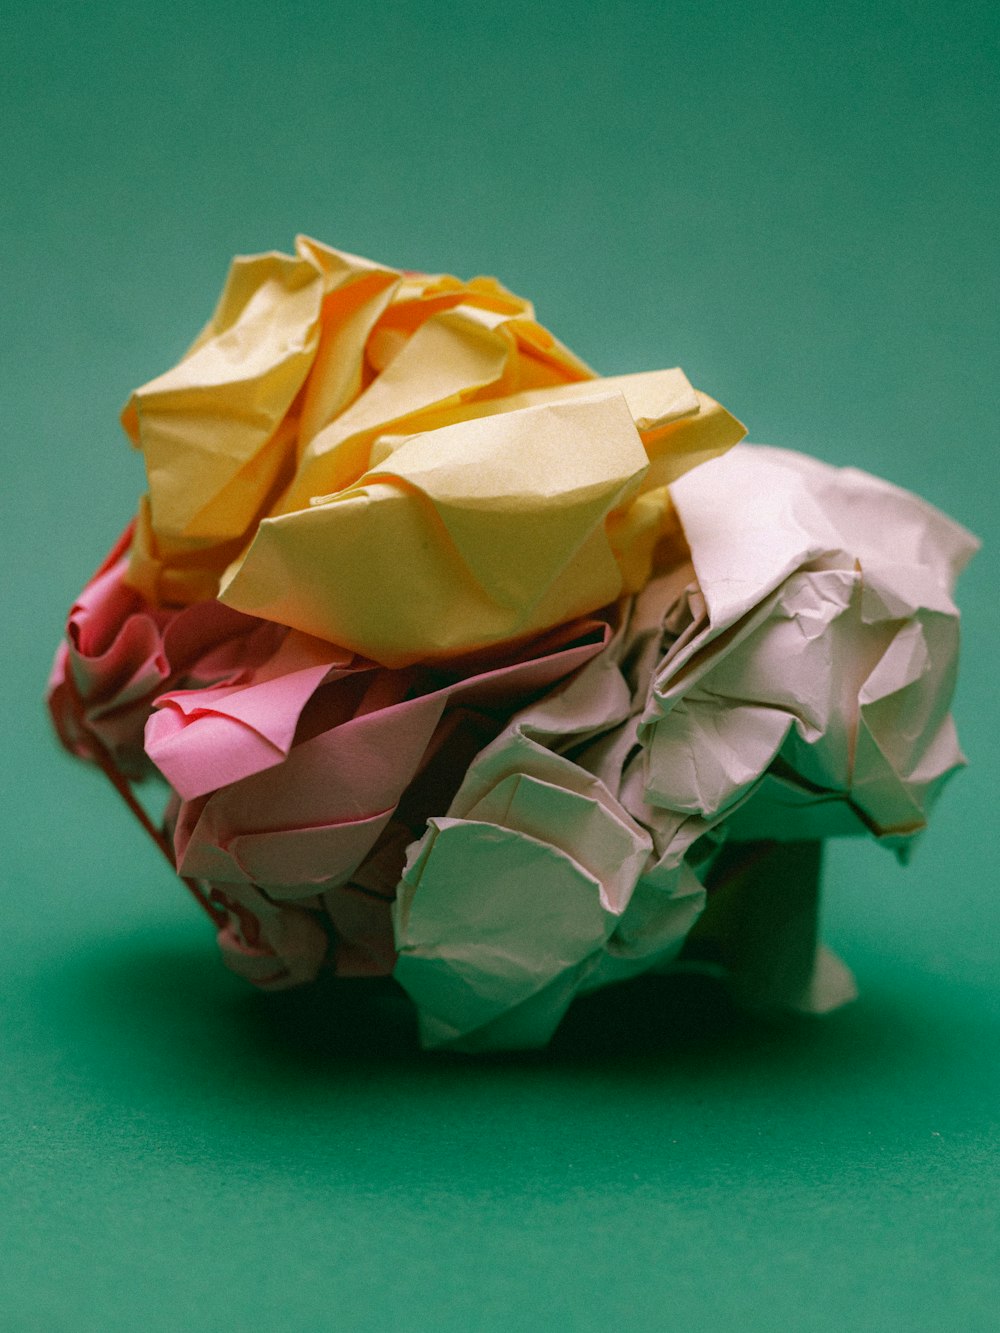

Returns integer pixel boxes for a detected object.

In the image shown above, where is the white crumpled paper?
[392,445,977,1050]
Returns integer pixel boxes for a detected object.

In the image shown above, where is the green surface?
[2,1,997,1328]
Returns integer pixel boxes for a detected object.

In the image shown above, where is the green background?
[2,1,997,1328]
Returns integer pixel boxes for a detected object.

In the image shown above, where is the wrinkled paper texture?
[123,236,743,663]
[48,234,977,1049]
[391,446,976,1047]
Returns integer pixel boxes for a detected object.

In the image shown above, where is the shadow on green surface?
[59,838,915,1087]
[42,922,998,1198]
[69,928,916,1084]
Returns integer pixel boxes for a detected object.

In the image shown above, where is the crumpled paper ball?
[48,237,977,1051]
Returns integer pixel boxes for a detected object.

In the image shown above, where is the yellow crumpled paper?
[123,235,744,664]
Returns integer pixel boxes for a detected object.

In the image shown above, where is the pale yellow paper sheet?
[219,373,744,665]
[121,236,745,656]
